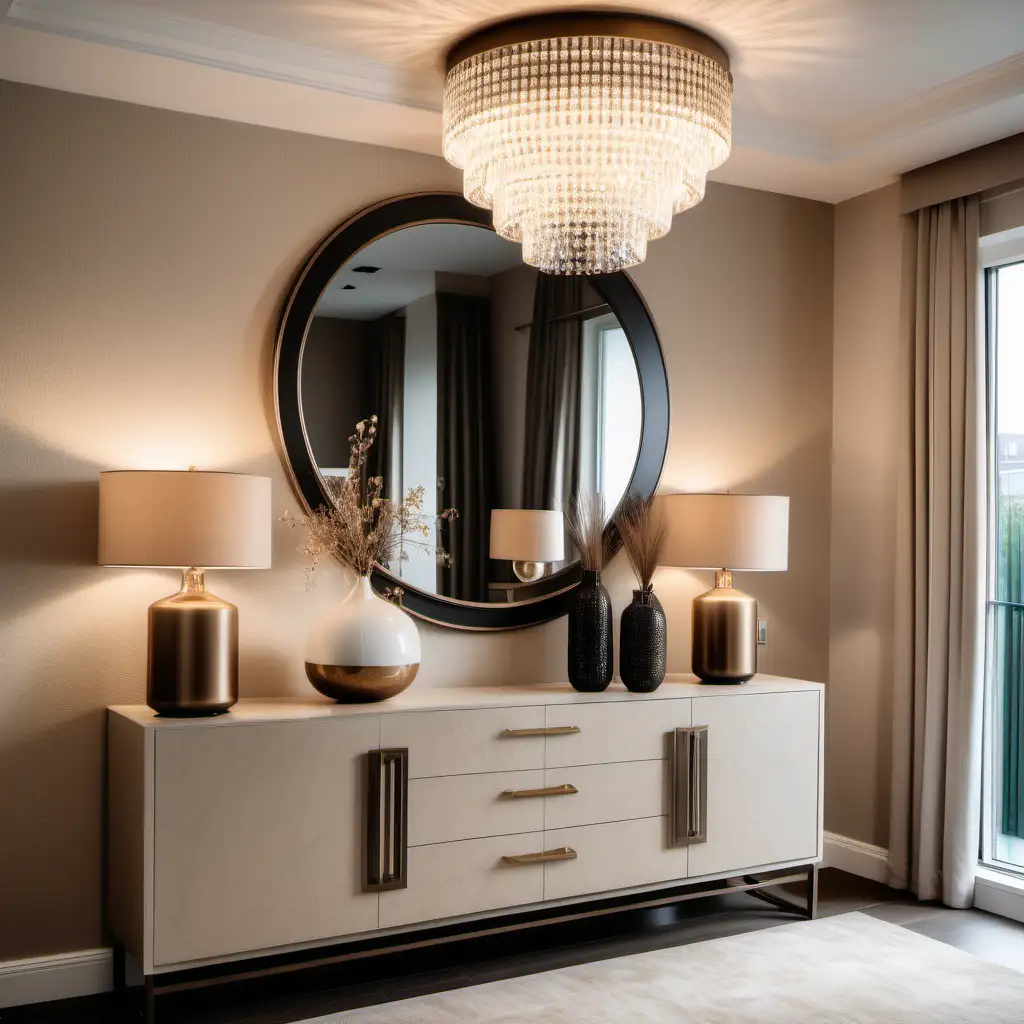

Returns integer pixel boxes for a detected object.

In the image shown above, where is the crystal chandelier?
[442,14,732,275]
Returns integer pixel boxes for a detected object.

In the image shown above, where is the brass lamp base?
[691,570,757,684]
[148,568,238,716]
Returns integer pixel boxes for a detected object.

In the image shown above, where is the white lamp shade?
[489,509,564,562]
[660,494,789,571]
[99,471,272,568]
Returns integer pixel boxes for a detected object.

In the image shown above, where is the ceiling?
[2,0,1023,202]
[316,222,523,319]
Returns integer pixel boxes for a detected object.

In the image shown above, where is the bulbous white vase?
[305,575,421,702]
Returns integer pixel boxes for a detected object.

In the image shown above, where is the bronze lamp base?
[691,570,757,684]
[148,568,238,716]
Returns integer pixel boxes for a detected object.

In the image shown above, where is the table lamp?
[660,493,789,683]
[489,509,565,582]
[99,469,272,715]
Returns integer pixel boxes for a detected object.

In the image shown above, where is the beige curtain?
[888,196,985,907]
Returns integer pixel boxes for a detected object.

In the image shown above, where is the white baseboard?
[975,866,1024,924]
[823,831,889,883]
[0,948,112,1009]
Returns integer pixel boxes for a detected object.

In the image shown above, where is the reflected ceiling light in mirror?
[442,13,732,274]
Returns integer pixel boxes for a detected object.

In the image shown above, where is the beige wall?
[828,182,913,847]
[0,80,834,959]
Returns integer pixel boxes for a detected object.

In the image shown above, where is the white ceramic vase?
[305,575,421,702]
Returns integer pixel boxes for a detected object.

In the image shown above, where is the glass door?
[985,256,1024,871]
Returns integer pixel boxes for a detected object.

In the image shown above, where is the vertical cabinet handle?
[365,748,409,891]
[670,726,708,846]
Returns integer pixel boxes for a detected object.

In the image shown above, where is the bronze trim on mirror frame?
[273,192,670,632]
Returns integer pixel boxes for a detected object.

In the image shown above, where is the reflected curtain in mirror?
[366,313,405,502]
[521,276,584,513]
[437,292,495,602]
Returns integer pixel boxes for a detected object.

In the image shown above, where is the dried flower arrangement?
[283,416,456,585]
[614,494,667,594]
[563,491,613,571]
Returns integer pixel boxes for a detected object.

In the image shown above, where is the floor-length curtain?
[366,313,405,502]
[436,292,495,602]
[521,276,583,511]
[888,195,985,908]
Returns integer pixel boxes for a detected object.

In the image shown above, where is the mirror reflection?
[301,223,643,604]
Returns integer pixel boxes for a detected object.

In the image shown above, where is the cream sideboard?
[107,675,824,981]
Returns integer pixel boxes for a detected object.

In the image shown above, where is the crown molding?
[831,52,1024,159]
[3,0,1022,203]
[6,0,440,110]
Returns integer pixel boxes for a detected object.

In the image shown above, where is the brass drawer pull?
[501,846,578,865]
[501,726,580,737]
[501,783,578,799]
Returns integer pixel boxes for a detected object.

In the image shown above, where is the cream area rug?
[311,912,1024,1023]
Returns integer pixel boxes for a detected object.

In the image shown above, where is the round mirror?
[276,194,668,630]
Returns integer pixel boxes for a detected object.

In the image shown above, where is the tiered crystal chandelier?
[442,13,732,275]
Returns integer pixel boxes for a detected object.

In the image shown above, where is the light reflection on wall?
[3,406,273,473]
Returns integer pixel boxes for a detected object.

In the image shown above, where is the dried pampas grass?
[283,416,456,584]
[564,492,612,572]
[615,494,666,592]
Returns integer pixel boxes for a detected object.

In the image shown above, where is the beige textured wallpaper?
[0,80,833,959]
[828,183,913,848]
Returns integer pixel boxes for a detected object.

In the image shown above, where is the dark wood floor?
[5,869,1024,1023]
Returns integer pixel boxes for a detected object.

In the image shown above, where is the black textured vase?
[620,588,667,693]
[568,569,613,692]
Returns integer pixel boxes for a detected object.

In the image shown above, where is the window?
[579,313,643,514]
[983,239,1024,872]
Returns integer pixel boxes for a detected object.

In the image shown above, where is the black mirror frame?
[274,193,669,631]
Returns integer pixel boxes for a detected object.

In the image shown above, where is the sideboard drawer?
[408,770,545,846]
[542,760,666,830]
[379,832,546,928]
[544,699,690,767]
[380,706,545,778]
[543,817,688,901]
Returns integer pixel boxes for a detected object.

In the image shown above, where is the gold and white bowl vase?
[305,575,420,702]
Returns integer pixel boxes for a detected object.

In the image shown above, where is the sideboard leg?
[111,940,126,991]
[144,975,156,1024]
[805,863,819,919]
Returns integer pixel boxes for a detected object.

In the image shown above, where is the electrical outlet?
[757,619,768,645]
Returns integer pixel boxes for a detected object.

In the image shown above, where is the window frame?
[981,229,1024,874]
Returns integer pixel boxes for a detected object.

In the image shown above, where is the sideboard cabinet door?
[152,718,379,967]
[686,690,821,879]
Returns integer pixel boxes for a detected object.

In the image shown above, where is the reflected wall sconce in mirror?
[490,509,565,583]
[98,469,272,715]
[660,494,789,684]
